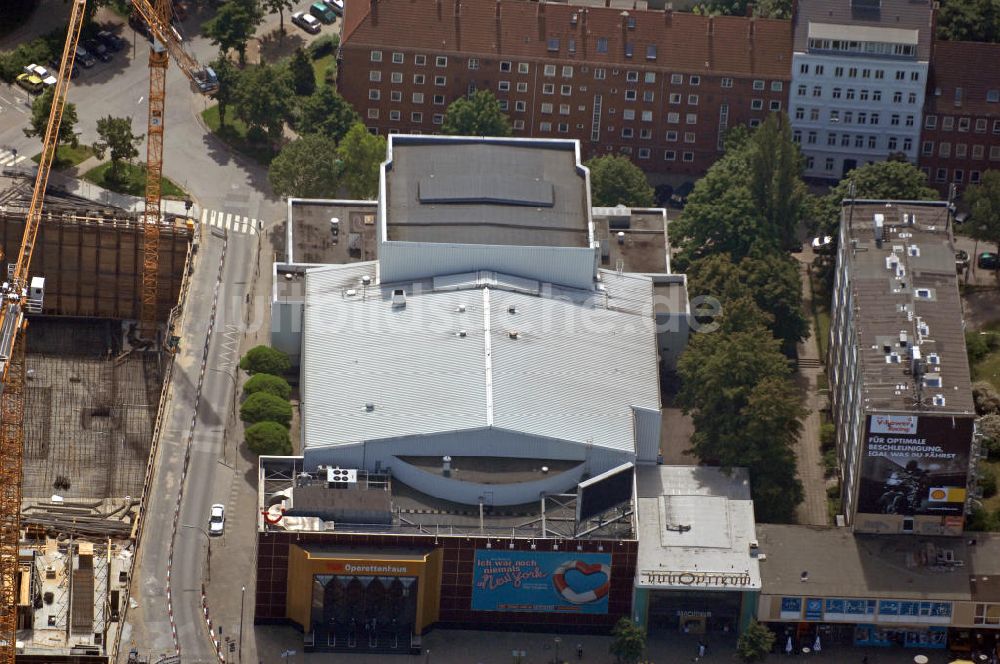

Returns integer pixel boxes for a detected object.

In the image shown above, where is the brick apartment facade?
[338,0,791,175]
[918,40,1000,195]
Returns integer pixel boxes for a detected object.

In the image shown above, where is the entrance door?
[842,159,857,178]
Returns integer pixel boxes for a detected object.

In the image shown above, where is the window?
[638,147,651,159]
[721,77,733,88]
[664,150,676,161]
[956,143,967,158]
[976,119,988,133]
[871,113,879,125]
[641,72,655,84]
[541,103,553,114]
[807,131,817,144]
[389,110,401,121]
[666,131,678,141]
[908,92,917,104]
[995,120,1000,134]
[891,114,900,126]
[433,113,444,125]
[824,132,833,145]
[973,145,985,159]
[860,89,869,101]
[434,76,446,86]
[800,63,809,74]
[667,112,680,124]
[546,37,559,52]
[875,69,884,79]
[830,110,839,122]
[972,170,982,184]
[905,115,915,127]
[797,85,807,97]
[498,100,508,111]
[834,66,844,77]
[595,68,606,80]
[751,99,764,110]
[391,52,404,64]
[771,81,783,92]
[684,131,696,143]
[805,156,815,169]
[868,136,877,149]
[815,65,824,75]
[669,93,682,104]
[846,88,855,100]
[686,113,697,124]
[770,100,782,111]
[862,68,871,79]
[794,130,802,143]
[500,61,512,72]
[433,94,445,105]
[641,110,653,122]
[959,117,971,132]
[540,122,552,132]
[560,104,570,115]
[367,108,379,119]
[795,107,805,120]
[992,145,1000,160]
[832,87,842,99]
[825,157,835,171]
[515,101,526,112]
[688,94,699,105]
[893,91,902,103]
[390,91,402,102]
[939,142,951,157]
[513,120,525,130]
[643,90,654,102]
[682,151,694,162]
[903,138,912,151]
[621,127,633,138]
[858,112,867,125]
[989,90,1000,103]
[639,128,652,139]
[622,109,635,120]
[841,134,850,147]
[888,136,897,150]
[516,82,528,92]
[415,54,426,66]
[895,70,905,81]
[468,58,479,70]
[848,67,857,78]
[411,112,422,122]
[925,115,937,129]
[753,79,764,90]
[690,75,701,86]
[433,56,447,68]
[943,116,955,131]
[810,108,819,121]
[844,111,853,124]
[671,73,683,84]
[371,50,383,62]
[936,168,947,182]
[625,89,637,101]
[558,123,569,133]
[749,119,761,128]
[369,70,382,82]
[561,66,574,78]
[596,37,608,53]
[542,83,555,95]
[921,140,933,155]
[391,72,403,83]
[498,81,510,92]
[368,89,380,100]
[626,71,639,82]
[975,604,1000,626]
[873,90,882,102]
[544,64,557,77]
[518,63,530,74]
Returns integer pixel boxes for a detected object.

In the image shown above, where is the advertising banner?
[857,414,974,516]
[471,550,611,614]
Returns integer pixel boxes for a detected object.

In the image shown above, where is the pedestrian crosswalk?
[200,208,259,235]
[0,152,27,169]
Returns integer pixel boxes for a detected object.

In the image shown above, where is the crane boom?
[0,2,86,662]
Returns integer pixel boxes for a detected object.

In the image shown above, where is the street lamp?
[209,367,238,419]
[239,585,245,663]
[181,524,212,583]
[554,637,561,664]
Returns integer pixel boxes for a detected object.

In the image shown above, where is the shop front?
[633,569,759,636]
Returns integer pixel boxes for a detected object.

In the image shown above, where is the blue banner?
[471,550,611,614]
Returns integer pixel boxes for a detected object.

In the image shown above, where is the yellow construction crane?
[0,0,216,659]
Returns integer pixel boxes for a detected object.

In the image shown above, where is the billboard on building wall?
[471,550,611,614]
[857,414,974,516]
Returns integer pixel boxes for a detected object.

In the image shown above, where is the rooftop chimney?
[392,288,407,308]
[707,15,714,35]
[745,1,754,15]
[664,4,673,24]
[749,16,756,39]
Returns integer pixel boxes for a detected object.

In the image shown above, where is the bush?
[239,345,291,376]
[980,465,998,499]
[822,448,838,478]
[967,331,991,366]
[966,505,1000,532]
[240,392,292,426]
[244,373,292,399]
[973,381,1000,416]
[308,34,340,58]
[245,421,292,455]
[819,422,836,450]
[981,414,1000,460]
[737,619,775,663]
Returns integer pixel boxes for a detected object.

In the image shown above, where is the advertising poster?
[471,550,611,614]
[857,414,974,516]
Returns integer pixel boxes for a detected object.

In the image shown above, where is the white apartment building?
[790,0,933,180]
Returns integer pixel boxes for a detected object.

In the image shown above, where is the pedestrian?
[576,643,583,660]
[698,641,706,657]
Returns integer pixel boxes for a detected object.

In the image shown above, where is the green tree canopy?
[737,620,776,662]
[205,0,263,65]
[818,160,938,233]
[92,116,143,183]
[936,0,1000,42]
[585,155,655,207]
[269,133,341,199]
[289,47,315,96]
[261,0,294,34]
[245,421,292,455]
[210,57,242,128]
[235,63,293,143]
[240,392,293,426]
[441,90,512,137]
[298,86,359,142]
[749,113,806,251]
[239,345,291,375]
[609,618,646,664]
[243,373,292,399]
[336,123,386,200]
[963,170,1000,252]
[24,87,78,147]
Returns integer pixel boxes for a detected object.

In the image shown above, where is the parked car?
[955,250,970,273]
[24,64,57,87]
[208,503,225,535]
[15,72,44,94]
[292,11,322,34]
[49,58,80,79]
[670,181,695,208]
[812,235,834,255]
[84,38,112,62]
[979,252,999,270]
[654,184,673,207]
[75,45,96,68]
[310,1,336,23]
[323,0,345,14]
[97,30,127,52]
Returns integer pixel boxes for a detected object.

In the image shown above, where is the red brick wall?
[256,531,637,632]
[918,112,1000,195]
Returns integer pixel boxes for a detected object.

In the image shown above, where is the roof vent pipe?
[443,456,452,477]
[392,288,406,308]
[509,330,519,339]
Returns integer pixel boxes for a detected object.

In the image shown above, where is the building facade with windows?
[918,41,1000,194]
[789,0,933,180]
[338,0,791,175]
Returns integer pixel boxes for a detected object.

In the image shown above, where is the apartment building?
[919,40,1000,194]
[339,0,791,175]
[827,200,977,536]
[789,0,934,180]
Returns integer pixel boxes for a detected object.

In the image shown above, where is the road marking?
[0,155,26,167]
[224,213,232,230]
[198,208,260,235]
[138,95,144,104]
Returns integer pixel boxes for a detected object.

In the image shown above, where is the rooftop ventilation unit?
[361,275,372,286]
[509,330,519,339]
[933,395,946,407]
[874,213,885,248]
[392,288,406,308]
[326,467,358,486]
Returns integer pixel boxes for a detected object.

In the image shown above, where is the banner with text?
[471,550,612,614]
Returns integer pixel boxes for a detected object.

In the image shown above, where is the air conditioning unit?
[326,467,358,486]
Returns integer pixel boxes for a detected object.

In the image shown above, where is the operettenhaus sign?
[639,570,753,589]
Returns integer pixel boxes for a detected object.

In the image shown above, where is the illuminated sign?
[638,570,753,588]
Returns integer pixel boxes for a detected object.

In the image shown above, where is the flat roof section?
[286,199,378,265]
[385,140,590,248]
[756,524,1000,602]
[593,207,671,274]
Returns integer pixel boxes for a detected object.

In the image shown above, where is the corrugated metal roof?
[301,265,660,454]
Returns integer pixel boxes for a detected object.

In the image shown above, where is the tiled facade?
[338,0,791,175]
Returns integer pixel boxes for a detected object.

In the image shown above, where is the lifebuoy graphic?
[262,507,284,524]
[552,560,611,605]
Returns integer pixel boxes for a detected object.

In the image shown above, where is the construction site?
[1,197,194,662]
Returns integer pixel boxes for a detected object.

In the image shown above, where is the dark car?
[654,184,674,207]
[49,59,80,79]
[979,252,999,270]
[84,38,112,62]
[97,30,127,52]
[670,181,695,208]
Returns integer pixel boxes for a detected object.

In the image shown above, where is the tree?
[235,63,294,143]
[586,155,655,207]
[289,47,315,96]
[441,90,512,137]
[261,0,294,35]
[963,170,1000,253]
[298,86,360,142]
[609,618,646,664]
[336,123,386,200]
[269,134,342,199]
[240,392,293,425]
[210,57,241,128]
[239,345,291,375]
[92,116,143,183]
[243,373,292,399]
[23,87,78,147]
[205,0,263,65]
[936,0,1000,43]
[819,161,938,233]
[737,620,776,662]
[749,113,805,251]
[245,421,292,455]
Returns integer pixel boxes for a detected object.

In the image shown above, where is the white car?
[24,64,57,87]
[324,0,345,13]
[291,11,321,34]
[208,503,225,536]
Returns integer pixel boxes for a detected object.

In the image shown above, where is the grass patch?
[31,144,95,170]
[982,460,1000,514]
[82,161,187,199]
[974,349,1000,392]
[312,53,335,89]
[201,104,277,165]
[807,265,832,359]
